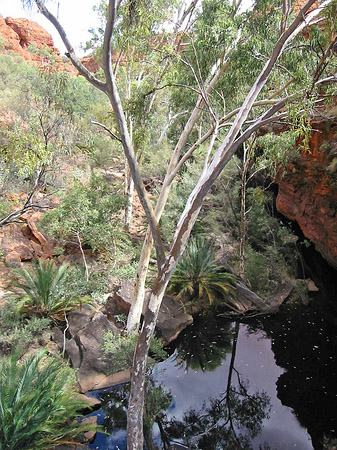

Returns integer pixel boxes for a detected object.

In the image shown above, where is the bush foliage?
[169,236,236,307]
[0,350,93,449]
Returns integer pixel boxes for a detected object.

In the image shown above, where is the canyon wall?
[0,15,98,74]
[275,119,337,269]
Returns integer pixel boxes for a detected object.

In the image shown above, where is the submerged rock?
[76,393,101,410]
[78,369,131,393]
[82,416,97,443]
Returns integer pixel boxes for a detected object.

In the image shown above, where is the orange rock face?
[0,15,58,61]
[81,55,100,73]
[5,16,54,50]
[0,15,23,55]
[0,14,77,74]
[275,119,337,269]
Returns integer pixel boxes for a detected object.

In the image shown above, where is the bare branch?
[144,82,201,97]
[91,120,122,142]
[34,0,107,93]
[316,74,337,85]
[167,96,291,184]
[103,0,122,88]
[157,110,189,143]
[177,0,200,30]
[76,230,89,282]
[280,0,292,35]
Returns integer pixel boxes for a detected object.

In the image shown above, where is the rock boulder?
[105,281,193,344]
[0,219,56,265]
[60,308,126,392]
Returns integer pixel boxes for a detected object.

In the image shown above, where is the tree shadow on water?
[169,311,233,372]
[91,321,271,449]
[162,322,271,449]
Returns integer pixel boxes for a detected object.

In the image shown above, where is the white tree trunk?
[126,232,152,330]
[127,50,234,332]
[127,281,167,449]
[124,67,135,232]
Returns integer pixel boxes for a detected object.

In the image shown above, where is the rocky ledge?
[52,284,193,393]
[275,118,337,269]
[0,15,99,75]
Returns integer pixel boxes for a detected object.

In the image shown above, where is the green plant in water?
[13,259,91,318]
[0,349,94,449]
[169,236,236,306]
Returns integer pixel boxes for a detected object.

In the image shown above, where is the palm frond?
[12,259,89,318]
[169,236,236,308]
[0,349,96,449]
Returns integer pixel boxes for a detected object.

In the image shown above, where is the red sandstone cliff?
[0,15,99,74]
[275,119,337,269]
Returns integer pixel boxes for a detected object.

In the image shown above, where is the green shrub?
[168,236,236,307]
[55,260,138,305]
[41,173,128,255]
[102,332,167,373]
[109,260,139,281]
[13,259,92,319]
[56,264,110,302]
[0,302,51,355]
[0,350,94,449]
[244,245,292,295]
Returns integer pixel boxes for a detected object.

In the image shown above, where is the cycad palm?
[14,259,85,318]
[169,236,236,306]
[0,350,91,449]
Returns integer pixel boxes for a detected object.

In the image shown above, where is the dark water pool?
[86,301,337,449]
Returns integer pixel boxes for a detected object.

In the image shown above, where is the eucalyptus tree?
[21,0,337,447]
[88,0,197,232]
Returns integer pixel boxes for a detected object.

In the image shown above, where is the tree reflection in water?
[170,311,233,372]
[100,384,129,434]
[95,319,271,449]
[162,322,271,449]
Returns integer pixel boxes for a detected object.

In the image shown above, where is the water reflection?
[88,319,273,449]
[255,301,337,450]
[100,384,129,434]
[170,311,232,372]
[163,322,271,449]
[85,301,337,449]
